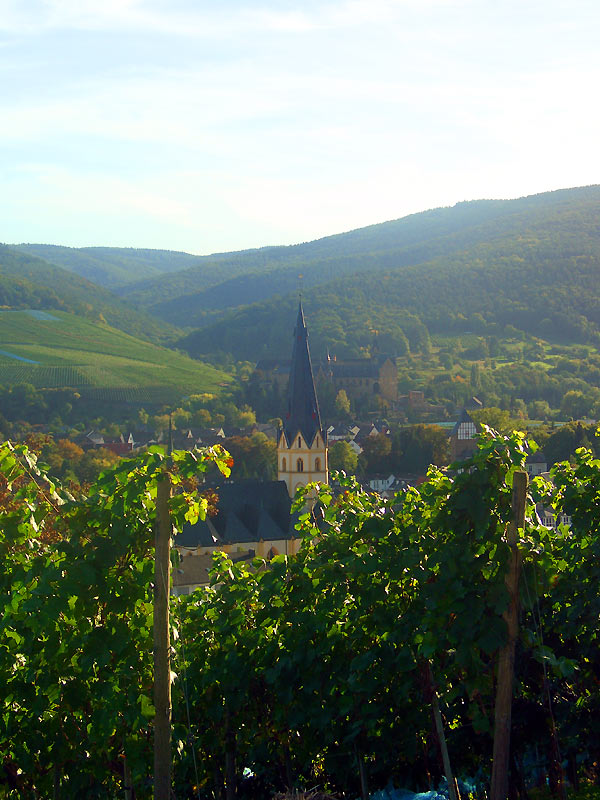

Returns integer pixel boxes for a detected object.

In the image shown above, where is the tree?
[358,432,391,475]
[470,362,482,391]
[439,352,453,370]
[329,440,358,474]
[223,433,276,480]
[391,424,449,474]
[334,389,351,419]
[560,389,591,420]
[42,438,85,478]
[528,399,551,420]
[78,446,121,482]
[236,405,257,428]
[539,421,595,467]
[315,376,337,420]
[470,406,516,434]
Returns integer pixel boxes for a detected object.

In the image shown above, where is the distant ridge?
[7,185,600,362]
[166,185,600,360]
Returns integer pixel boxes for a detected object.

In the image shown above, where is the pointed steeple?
[282,302,324,447]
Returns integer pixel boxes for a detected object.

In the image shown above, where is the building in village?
[525,450,548,476]
[448,407,479,462]
[174,302,328,592]
[316,353,398,405]
[256,352,399,408]
[173,480,302,595]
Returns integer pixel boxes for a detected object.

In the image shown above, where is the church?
[173,302,328,593]
[277,302,328,496]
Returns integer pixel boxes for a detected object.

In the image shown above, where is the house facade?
[449,408,479,461]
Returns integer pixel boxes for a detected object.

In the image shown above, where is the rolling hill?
[172,185,600,360]
[0,245,179,343]
[7,184,600,377]
[13,244,206,291]
[0,310,230,406]
[109,185,600,335]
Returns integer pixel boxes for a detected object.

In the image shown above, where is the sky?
[1,0,600,255]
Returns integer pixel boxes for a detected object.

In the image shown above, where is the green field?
[0,310,231,403]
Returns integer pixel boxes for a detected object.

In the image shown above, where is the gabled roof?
[175,480,300,548]
[526,450,547,464]
[281,302,324,447]
[450,408,477,436]
[330,361,379,378]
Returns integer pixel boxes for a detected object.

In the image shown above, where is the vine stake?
[154,469,172,799]
[490,470,527,800]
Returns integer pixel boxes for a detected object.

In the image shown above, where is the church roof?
[175,480,299,547]
[329,361,379,378]
[282,302,324,447]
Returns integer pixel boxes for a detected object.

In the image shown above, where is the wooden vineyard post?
[154,469,172,799]
[490,470,528,800]
[423,661,460,800]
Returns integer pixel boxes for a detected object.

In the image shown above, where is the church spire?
[283,301,323,447]
[278,302,327,496]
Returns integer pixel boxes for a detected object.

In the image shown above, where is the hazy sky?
[2,0,599,254]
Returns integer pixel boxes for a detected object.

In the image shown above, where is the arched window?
[282,457,287,471]
[315,435,319,446]
[315,457,321,471]
[297,458,304,472]
[298,436,302,448]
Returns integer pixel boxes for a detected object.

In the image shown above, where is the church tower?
[277,302,328,497]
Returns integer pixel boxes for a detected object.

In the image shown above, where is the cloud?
[1,0,599,253]
[0,0,462,37]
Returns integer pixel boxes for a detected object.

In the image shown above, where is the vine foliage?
[1,431,599,797]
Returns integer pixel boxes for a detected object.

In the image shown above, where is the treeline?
[2,433,600,797]
[180,296,432,362]
[178,238,600,363]
[422,348,600,419]
[0,380,258,437]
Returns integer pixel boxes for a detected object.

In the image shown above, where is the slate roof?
[281,302,324,447]
[526,450,547,464]
[329,361,379,378]
[173,552,213,587]
[175,480,300,548]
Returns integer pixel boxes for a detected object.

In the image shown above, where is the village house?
[448,407,479,462]
[525,450,548,476]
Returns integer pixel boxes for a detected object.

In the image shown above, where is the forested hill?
[127,185,600,329]
[176,185,600,361]
[8,185,600,358]
[0,246,178,343]
[13,244,205,291]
